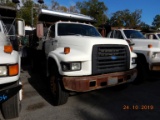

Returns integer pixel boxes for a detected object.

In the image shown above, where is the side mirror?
[37,23,44,39]
[16,19,25,36]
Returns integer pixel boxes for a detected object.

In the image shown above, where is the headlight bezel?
[61,62,81,71]
[0,64,19,77]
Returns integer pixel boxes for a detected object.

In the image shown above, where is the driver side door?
[45,24,58,55]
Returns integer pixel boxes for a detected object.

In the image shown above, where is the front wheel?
[1,92,20,119]
[49,65,69,106]
[133,56,148,84]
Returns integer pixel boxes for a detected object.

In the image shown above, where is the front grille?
[92,44,130,74]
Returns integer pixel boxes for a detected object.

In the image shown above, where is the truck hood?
[131,38,160,48]
[0,46,18,64]
[58,36,129,54]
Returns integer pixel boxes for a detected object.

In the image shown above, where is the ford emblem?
[111,56,117,60]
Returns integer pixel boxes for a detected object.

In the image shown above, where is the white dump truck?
[33,9,137,106]
[107,29,160,83]
[0,6,25,119]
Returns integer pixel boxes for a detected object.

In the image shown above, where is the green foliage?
[18,0,32,26]
[152,15,160,30]
[51,0,77,12]
[69,6,78,13]
[0,0,16,7]
[51,0,59,10]
[17,0,48,26]
[110,9,142,28]
[76,0,108,26]
[139,22,150,32]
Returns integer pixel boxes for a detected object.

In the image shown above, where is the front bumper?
[150,63,160,71]
[0,81,22,103]
[63,69,137,92]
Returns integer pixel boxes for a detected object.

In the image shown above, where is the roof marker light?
[4,45,13,53]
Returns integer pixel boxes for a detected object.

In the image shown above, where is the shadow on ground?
[21,59,55,106]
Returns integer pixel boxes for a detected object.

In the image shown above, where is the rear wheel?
[1,90,20,119]
[49,64,69,106]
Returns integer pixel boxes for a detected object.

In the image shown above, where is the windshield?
[58,23,101,37]
[124,30,146,39]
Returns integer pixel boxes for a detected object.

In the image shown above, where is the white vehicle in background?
[107,29,160,83]
[145,32,160,40]
[32,9,137,106]
[0,6,25,119]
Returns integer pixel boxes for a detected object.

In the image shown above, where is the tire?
[49,64,69,106]
[133,55,148,84]
[1,91,20,119]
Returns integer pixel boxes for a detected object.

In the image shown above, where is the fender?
[47,47,91,77]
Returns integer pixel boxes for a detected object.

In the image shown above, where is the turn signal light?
[64,47,70,54]
[148,44,153,48]
[4,45,13,53]
[9,64,19,76]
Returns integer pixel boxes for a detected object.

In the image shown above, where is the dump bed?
[0,5,16,24]
[38,9,96,26]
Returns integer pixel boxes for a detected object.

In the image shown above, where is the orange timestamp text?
[123,105,154,110]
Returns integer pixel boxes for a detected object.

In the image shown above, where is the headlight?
[152,52,160,58]
[71,63,81,71]
[0,66,7,76]
[0,64,19,76]
[132,58,137,64]
[61,62,81,71]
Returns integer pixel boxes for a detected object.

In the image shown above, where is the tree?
[140,22,150,32]
[110,9,142,28]
[51,0,68,12]
[18,0,48,26]
[57,6,68,12]
[76,0,108,26]
[152,15,160,30]
[0,0,16,7]
[69,6,78,13]
[130,9,142,28]
[51,0,59,10]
